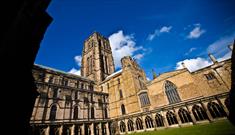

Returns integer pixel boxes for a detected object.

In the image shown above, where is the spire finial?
[152,69,157,79]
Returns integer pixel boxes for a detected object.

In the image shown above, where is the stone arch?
[145,116,154,129]
[127,119,134,132]
[178,108,192,123]
[136,117,143,130]
[155,113,164,127]
[207,102,226,118]
[119,121,126,133]
[192,105,208,121]
[49,103,59,121]
[166,111,178,125]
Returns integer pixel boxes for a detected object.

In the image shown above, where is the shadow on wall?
[229,39,235,125]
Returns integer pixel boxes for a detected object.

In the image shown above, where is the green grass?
[131,120,235,135]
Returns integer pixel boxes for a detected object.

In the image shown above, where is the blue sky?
[35,0,235,80]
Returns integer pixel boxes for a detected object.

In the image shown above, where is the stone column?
[162,112,168,128]
[90,123,94,135]
[124,120,128,133]
[45,125,50,135]
[59,125,63,135]
[188,109,197,125]
[81,124,85,135]
[150,113,157,129]
[106,123,110,135]
[133,118,137,132]
[98,123,102,135]
[141,115,146,130]
[71,125,75,135]
[174,109,182,126]
[200,102,214,122]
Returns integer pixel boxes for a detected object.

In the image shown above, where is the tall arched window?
[207,102,226,118]
[127,120,134,131]
[178,108,192,123]
[192,105,208,121]
[49,105,57,121]
[119,89,123,99]
[155,113,164,127]
[139,92,150,107]
[104,108,108,118]
[145,116,154,128]
[136,118,143,130]
[121,104,126,115]
[74,106,78,120]
[165,80,181,104]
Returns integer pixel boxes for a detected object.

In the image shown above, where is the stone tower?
[81,32,115,82]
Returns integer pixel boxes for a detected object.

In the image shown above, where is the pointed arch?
[178,108,192,123]
[155,113,164,127]
[73,106,79,120]
[192,105,208,121]
[166,111,178,125]
[119,121,126,133]
[136,118,143,130]
[49,104,57,121]
[127,119,134,131]
[145,116,154,128]
[207,102,226,118]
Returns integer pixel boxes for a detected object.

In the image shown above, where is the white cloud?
[109,30,145,68]
[68,68,81,76]
[185,47,197,55]
[207,32,235,55]
[133,54,144,60]
[175,57,212,72]
[217,51,232,62]
[74,55,82,66]
[147,26,172,41]
[187,25,205,39]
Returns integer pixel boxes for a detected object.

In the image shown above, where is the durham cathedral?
[30,32,234,135]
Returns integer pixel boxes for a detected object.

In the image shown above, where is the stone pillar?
[133,118,137,132]
[200,102,214,122]
[81,124,85,135]
[188,109,197,124]
[45,125,50,135]
[174,109,182,126]
[162,112,168,128]
[124,120,128,133]
[98,123,102,135]
[142,115,146,130]
[106,123,110,135]
[71,125,75,135]
[150,113,157,129]
[90,123,94,135]
[59,125,63,135]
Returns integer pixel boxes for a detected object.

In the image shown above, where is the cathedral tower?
[81,32,115,82]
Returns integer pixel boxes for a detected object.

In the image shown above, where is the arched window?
[91,107,95,119]
[119,89,123,99]
[49,105,57,121]
[139,92,150,107]
[119,121,126,133]
[208,102,226,118]
[127,120,134,131]
[192,105,208,121]
[166,111,178,125]
[165,81,181,104]
[136,118,143,130]
[145,116,154,128]
[178,108,192,123]
[121,104,126,115]
[155,113,164,127]
[74,106,78,120]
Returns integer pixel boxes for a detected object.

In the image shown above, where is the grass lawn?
[131,119,235,135]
